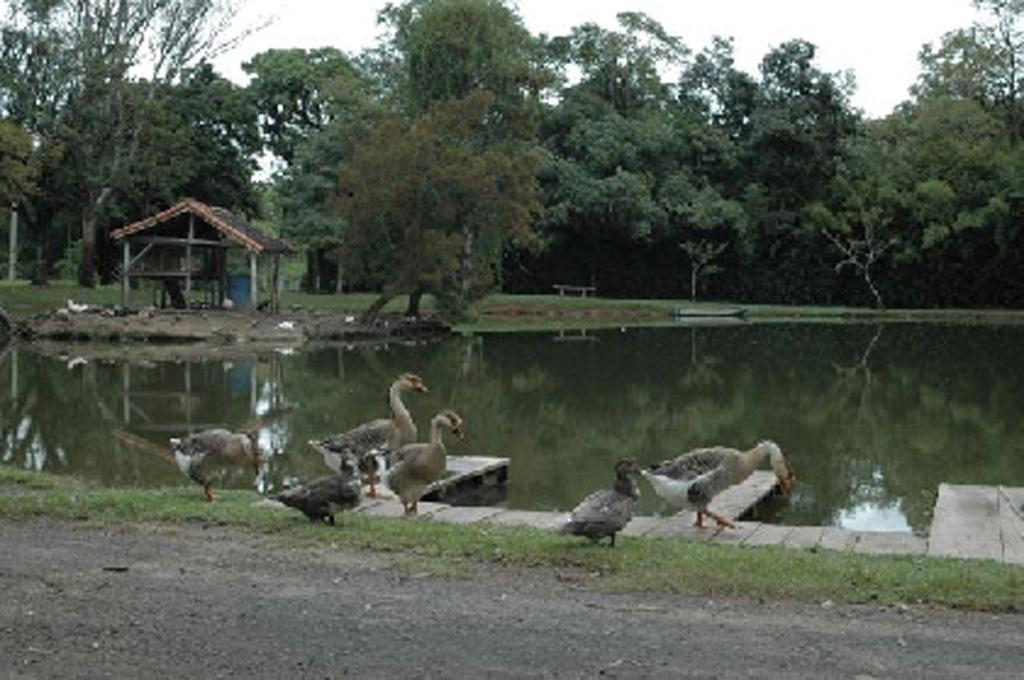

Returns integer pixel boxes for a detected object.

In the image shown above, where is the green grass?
[1,468,1021,611]
[4,280,1024,328]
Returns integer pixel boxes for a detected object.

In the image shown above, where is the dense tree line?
[1,0,1023,315]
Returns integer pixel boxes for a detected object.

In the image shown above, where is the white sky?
[216,0,983,118]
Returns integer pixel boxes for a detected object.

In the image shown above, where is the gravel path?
[1,518,1022,679]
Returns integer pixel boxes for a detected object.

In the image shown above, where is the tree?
[915,0,1024,142]
[0,120,35,204]
[0,0,250,286]
[338,92,540,321]
[243,48,362,165]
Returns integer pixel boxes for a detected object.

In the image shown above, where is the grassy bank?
[1,467,1021,611]
[4,280,1024,330]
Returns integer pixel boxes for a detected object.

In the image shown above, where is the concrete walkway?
[333,479,1024,566]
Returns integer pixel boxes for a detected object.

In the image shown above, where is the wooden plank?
[129,235,230,248]
[852,531,926,556]
[484,510,565,531]
[710,521,762,545]
[928,484,1002,560]
[429,506,504,525]
[818,527,858,552]
[646,520,720,541]
[740,523,794,547]
[620,516,668,537]
[712,471,779,520]
[998,487,1024,565]
[423,456,509,499]
[357,498,447,519]
[782,526,824,549]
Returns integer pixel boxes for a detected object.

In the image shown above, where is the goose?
[169,429,261,502]
[641,440,796,529]
[560,459,642,547]
[274,455,362,525]
[311,373,428,497]
[386,410,465,516]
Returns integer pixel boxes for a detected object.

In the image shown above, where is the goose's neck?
[389,382,415,438]
[429,416,447,449]
[739,444,769,476]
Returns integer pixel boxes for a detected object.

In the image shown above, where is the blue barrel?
[228,274,251,308]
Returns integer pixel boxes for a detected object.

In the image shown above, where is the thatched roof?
[110,199,290,254]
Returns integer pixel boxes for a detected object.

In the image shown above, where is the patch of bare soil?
[2,518,1022,679]
[16,307,449,345]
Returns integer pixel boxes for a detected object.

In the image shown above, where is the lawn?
[1,466,1021,612]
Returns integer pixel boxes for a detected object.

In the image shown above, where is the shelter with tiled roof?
[110,199,290,311]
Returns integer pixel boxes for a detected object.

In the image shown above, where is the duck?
[386,410,465,516]
[559,459,642,547]
[168,428,261,502]
[311,373,428,497]
[274,455,362,525]
[641,440,796,529]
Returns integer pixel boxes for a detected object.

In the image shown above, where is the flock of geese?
[166,372,797,546]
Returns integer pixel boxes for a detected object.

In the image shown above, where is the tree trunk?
[361,293,393,324]
[78,202,97,288]
[78,188,110,288]
[690,265,698,302]
[405,290,423,317]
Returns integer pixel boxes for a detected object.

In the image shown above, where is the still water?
[3,322,1023,534]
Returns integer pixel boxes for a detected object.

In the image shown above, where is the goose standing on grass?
[274,455,362,525]
[560,459,642,547]
[386,410,465,516]
[169,429,261,502]
[642,440,796,529]
[311,373,429,497]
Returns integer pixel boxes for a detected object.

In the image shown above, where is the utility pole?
[8,202,17,281]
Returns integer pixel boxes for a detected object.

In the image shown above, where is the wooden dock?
[928,484,1024,565]
[422,455,509,503]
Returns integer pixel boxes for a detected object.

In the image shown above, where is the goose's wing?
[276,474,362,518]
[563,489,635,536]
[321,418,393,455]
[651,447,731,480]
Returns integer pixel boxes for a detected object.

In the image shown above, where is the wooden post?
[272,254,281,313]
[121,362,130,424]
[8,202,17,281]
[218,248,228,308]
[249,251,258,310]
[185,213,194,308]
[121,240,130,308]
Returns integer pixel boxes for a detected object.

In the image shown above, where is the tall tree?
[338,92,540,320]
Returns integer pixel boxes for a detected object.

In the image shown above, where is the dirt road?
[1,519,1021,679]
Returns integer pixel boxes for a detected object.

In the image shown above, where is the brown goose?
[274,455,362,525]
[560,459,642,547]
[386,410,465,516]
[641,440,796,529]
[169,429,261,502]
[311,373,428,496]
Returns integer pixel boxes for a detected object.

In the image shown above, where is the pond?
[3,322,1023,535]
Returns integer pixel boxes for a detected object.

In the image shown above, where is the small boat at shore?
[671,306,748,319]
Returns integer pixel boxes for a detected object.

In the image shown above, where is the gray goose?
[169,429,261,502]
[560,459,642,547]
[641,440,796,529]
[386,410,465,516]
[311,373,428,496]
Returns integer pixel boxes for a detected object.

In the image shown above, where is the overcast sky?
[214,0,983,118]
